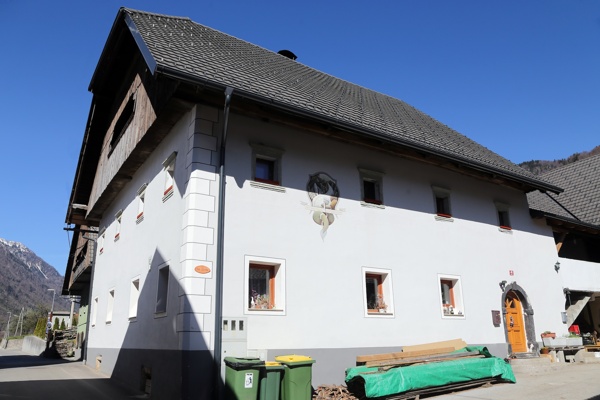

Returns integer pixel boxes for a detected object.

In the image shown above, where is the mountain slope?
[0,238,69,316]
[519,145,600,175]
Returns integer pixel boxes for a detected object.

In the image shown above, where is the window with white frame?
[129,277,140,319]
[155,265,169,315]
[250,143,284,187]
[438,274,465,317]
[162,152,177,201]
[495,201,512,231]
[244,255,286,315]
[106,289,115,323]
[362,267,394,316]
[359,168,384,206]
[114,210,122,241]
[92,296,98,327]
[137,184,147,223]
[432,186,452,219]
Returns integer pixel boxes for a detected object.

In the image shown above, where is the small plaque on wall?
[492,310,501,327]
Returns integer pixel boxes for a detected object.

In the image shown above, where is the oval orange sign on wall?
[195,265,211,274]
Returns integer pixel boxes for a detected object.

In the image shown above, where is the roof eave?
[153,64,563,195]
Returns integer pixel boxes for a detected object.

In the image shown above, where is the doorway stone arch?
[501,282,537,354]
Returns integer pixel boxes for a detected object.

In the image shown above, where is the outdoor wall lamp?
[499,280,507,291]
[554,261,561,272]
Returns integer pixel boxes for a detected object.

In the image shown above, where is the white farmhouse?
[63,7,577,399]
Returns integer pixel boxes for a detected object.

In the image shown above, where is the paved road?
[3,348,600,399]
[430,362,600,400]
[0,348,146,399]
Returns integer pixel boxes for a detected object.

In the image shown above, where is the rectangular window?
[106,289,115,323]
[110,94,135,152]
[362,267,394,316]
[137,183,147,223]
[438,274,464,318]
[162,152,177,201]
[249,264,275,309]
[359,168,384,206]
[432,186,452,219]
[155,265,169,314]
[114,210,123,240]
[250,143,284,187]
[244,256,286,315]
[129,278,140,319]
[92,297,98,327]
[98,230,105,255]
[495,201,511,231]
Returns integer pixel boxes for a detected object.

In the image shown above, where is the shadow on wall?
[103,249,215,400]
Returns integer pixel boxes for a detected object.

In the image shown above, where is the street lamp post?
[48,289,55,314]
[46,289,56,339]
[5,312,11,340]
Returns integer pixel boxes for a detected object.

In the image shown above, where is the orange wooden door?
[505,291,527,353]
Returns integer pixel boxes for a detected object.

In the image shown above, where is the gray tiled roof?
[121,8,559,192]
[527,154,600,226]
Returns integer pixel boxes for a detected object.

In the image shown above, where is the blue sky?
[1,1,599,275]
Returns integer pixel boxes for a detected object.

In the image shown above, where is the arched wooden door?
[505,291,527,353]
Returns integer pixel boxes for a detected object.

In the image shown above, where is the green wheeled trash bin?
[259,361,284,400]
[275,355,315,400]
[224,357,263,400]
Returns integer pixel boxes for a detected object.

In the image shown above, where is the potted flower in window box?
[250,291,271,310]
[541,331,556,339]
[376,296,388,313]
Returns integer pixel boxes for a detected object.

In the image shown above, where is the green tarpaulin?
[346,346,516,398]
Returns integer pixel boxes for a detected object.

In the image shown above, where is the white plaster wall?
[560,257,600,292]
[221,113,568,352]
[88,110,197,352]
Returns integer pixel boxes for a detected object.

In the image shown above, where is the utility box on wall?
[221,317,248,379]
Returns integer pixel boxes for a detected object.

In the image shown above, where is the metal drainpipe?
[82,231,98,366]
[214,86,233,399]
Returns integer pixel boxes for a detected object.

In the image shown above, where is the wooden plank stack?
[356,338,469,369]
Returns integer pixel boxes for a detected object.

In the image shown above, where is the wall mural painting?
[302,172,344,240]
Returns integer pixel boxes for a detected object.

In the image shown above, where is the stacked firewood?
[53,328,77,358]
[313,385,359,400]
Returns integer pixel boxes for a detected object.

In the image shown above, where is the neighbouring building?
[63,7,580,399]
[528,154,600,335]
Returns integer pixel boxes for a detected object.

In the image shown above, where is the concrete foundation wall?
[22,336,46,355]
